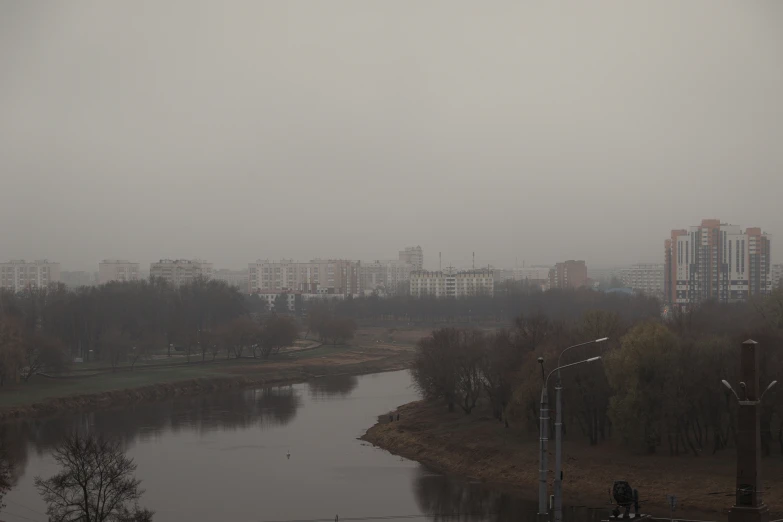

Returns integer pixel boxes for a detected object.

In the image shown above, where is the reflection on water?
[0,386,301,480]
[0,371,607,522]
[414,468,605,522]
[309,374,359,399]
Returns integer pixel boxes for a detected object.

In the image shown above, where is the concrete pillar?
[728,339,769,522]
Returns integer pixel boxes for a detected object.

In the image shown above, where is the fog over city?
[2,1,782,270]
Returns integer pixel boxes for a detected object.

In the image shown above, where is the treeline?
[411,292,783,456]
[331,286,661,324]
[0,279,298,382]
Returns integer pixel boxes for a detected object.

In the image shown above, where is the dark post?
[728,340,769,522]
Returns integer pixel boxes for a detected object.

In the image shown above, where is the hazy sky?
[2,1,782,271]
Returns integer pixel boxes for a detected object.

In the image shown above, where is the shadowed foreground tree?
[34,434,154,522]
[0,447,12,512]
[22,333,69,381]
[259,315,299,357]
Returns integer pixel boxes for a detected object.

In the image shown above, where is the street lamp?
[722,379,778,404]
[539,354,603,519]
[553,338,608,522]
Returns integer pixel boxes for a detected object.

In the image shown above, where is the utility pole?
[726,339,775,522]
[538,385,549,520]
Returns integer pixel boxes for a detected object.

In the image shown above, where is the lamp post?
[539,355,603,519]
[554,338,609,522]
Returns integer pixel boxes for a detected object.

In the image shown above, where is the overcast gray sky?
[2,1,782,271]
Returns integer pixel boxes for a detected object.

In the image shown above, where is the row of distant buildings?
[4,224,781,307]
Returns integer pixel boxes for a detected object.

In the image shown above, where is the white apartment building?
[494,266,551,284]
[361,260,412,294]
[665,219,772,305]
[98,260,140,285]
[0,260,61,293]
[619,263,665,297]
[149,259,213,286]
[256,290,345,312]
[248,259,361,296]
[409,269,494,298]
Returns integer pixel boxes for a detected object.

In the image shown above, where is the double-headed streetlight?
[554,338,608,522]
[721,379,777,403]
[538,337,608,520]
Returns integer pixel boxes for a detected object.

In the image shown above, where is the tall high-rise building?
[248,259,361,296]
[664,219,772,306]
[0,260,61,293]
[150,259,213,286]
[398,246,423,271]
[98,260,140,285]
[772,264,783,290]
[548,260,588,289]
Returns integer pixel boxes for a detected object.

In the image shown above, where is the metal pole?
[539,385,549,518]
[554,371,563,522]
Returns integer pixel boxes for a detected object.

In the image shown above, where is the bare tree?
[411,328,460,412]
[34,434,154,522]
[22,333,69,381]
[259,315,299,357]
[455,330,484,414]
[0,446,12,512]
[0,315,25,386]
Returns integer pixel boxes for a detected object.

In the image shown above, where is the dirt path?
[362,400,783,520]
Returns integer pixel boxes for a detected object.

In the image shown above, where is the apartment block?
[0,260,61,293]
[361,260,412,295]
[664,219,772,306]
[398,246,424,271]
[98,260,140,285]
[548,260,588,289]
[150,259,213,286]
[248,259,361,296]
[619,264,665,297]
[409,269,494,298]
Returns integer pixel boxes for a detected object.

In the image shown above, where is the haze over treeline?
[1,1,782,271]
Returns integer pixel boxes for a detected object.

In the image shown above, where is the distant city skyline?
[3,249,671,273]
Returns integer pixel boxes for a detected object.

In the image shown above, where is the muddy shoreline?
[361,401,783,521]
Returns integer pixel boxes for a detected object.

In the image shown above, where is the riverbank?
[362,400,783,520]
[0,343,414,421]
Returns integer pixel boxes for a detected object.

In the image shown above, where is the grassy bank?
[362,400,783,520]
[0,342,414,420]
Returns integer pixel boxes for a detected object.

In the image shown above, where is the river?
[0,371,604,522]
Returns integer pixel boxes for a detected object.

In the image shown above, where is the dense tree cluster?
[331,286,661,325]
[411,291,783,456]
[0,279,299,382]
[306,302,358,345]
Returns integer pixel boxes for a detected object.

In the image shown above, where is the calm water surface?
[0,371,604,522]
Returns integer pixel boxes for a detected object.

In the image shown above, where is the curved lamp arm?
[546,357,602,388]
[557,338,609,369]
